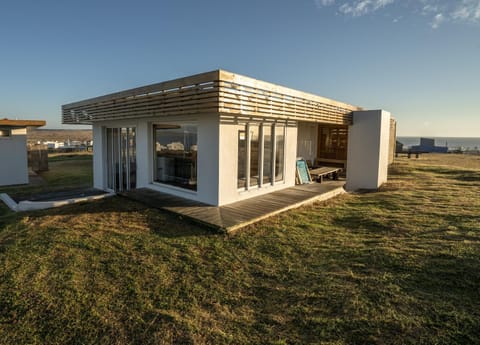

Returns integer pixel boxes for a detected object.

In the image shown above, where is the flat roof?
[0,119,46,128]
[63,70,363,126]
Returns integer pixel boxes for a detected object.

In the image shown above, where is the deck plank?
[122,181,345,232]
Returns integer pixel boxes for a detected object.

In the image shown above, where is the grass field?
[0,153,93,199]
[0,154,479,344]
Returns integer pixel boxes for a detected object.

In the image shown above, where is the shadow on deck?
[122,181,346,233]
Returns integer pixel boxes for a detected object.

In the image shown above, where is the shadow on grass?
[332,214,393,233]
[388,164,413,176]
[400,253,480,344]
[416,166,480,182]
[4,196,216,239]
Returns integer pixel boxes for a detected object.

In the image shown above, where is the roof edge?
[63,70,221,109]
[217,69,362,112]
[0,119,46,128]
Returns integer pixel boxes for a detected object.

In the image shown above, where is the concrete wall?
[0,128,29,186]
[297,122,317,164]
[218,122,297,206]
[346,110,391,190]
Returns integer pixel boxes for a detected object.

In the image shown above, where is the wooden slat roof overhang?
[62,70,363,125]
[0,119,46,129]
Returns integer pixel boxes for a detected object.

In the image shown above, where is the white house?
[44,141,65,149]
[62,70,395,206]
[0,119,46,186]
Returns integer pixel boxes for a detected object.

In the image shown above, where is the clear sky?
[0,0,479,136]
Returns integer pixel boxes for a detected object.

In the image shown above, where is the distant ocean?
[397,137,480,150]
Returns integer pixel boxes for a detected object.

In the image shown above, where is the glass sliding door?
[248,124,260,187]
[106,127,136,192]
[262,124,273,185]
[237,127,247,189]
[275,125,285,182]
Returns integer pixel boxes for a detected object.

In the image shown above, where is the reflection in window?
[262,124,273,184]
[154,124,197,191]
[275,125,285,182]
[249,125,259,187]
[0,129,11,137]
[318,126,348,161]
[237,127,247,188]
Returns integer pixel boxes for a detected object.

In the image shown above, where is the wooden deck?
[122,181,345,232]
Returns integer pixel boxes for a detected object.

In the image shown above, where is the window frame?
[152,123,198,192]
[237,122,286,191]
[0,129,12,138]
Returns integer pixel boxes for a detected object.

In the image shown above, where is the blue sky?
[0,0,479,136]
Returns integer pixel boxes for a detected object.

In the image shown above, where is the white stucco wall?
[218,122,297,206]
[0,128,29,186]
[346,110,391,190]
[135,120,151,189]
[297,122,317,164]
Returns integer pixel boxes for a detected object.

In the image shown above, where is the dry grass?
[408,152,480,170]
[27,129,92,143]
[0,153,479,344]
[0,154,93,199]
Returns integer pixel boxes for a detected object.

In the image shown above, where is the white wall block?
[0,130,29,186]
[196,114,220,205]
[346,110,391,191]
[92,124,104,190]
[135,121,149,189]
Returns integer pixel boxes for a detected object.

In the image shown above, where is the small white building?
[0,119,46,186]
[62,70,395,206]
[44,141,65,149]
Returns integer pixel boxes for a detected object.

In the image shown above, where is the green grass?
[0,154,479,344]
[0,153,93,199]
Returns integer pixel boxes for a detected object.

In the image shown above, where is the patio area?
[122,180,346,232]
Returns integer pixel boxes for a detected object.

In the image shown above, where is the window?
[317,126,348,161]
[105,127,136,192]
[0,129,11,137]
[154,124,197,191]
[275,125,285,182]
[249,125,260,187]
[237,123,285,190]
[237,127,247,188]
[262,124,273,184]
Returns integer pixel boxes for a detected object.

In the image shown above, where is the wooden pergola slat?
[62,70,362,125]
[0,119,46,128]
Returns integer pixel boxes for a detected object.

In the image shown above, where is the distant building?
[0,118,46,186]
[44,141,65,149]
[410,137,448,153]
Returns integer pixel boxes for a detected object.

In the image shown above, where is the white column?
[346,110,391,191]
[135,121,149,188]
[92,124,104,189]
[197,114,220,205]
[0,128,28,186]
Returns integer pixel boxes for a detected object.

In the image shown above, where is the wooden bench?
[309,166,342,183]
[395,151,421,159]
